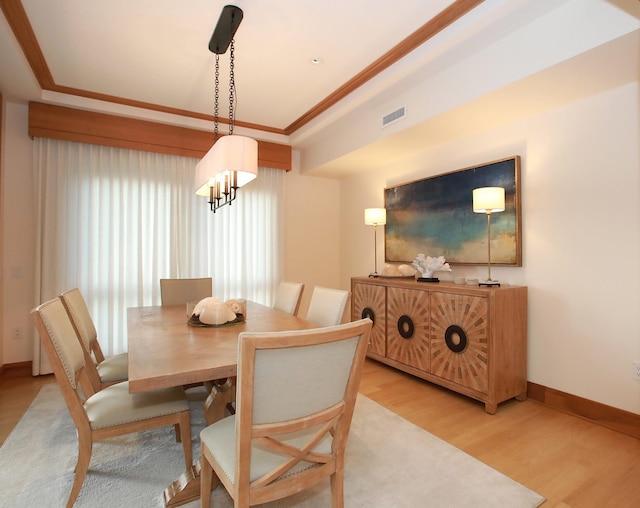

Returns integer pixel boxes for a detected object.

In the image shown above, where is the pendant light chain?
[214,53,220,141]
[228,39,235,135]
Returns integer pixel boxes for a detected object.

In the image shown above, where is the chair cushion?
[200,415,333,484]
[96,352,128,382]
[84,382,188,429]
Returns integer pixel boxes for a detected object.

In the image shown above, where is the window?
[34,138,284,356]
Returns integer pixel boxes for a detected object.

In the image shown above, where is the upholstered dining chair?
[305,286,351,327]
[160,277,213,305]
[31,298,193,508]
[272,281,305,316]
[199,318,372,508]
[60,288,127,391]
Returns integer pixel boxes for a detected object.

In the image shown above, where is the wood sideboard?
[351,276,528,413]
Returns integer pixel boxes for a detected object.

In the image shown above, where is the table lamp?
[364,208,386,278]
[472,187,505,287]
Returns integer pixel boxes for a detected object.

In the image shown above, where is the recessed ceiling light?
[310,57,324,65]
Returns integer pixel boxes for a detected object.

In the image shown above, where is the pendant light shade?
[195,135,258,197]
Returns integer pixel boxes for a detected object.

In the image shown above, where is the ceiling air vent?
[382,106,406,128]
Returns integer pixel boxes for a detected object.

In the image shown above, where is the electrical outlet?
[633,361,640,381]
[13,327,22,340]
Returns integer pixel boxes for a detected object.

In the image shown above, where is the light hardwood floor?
[2,359,639,507]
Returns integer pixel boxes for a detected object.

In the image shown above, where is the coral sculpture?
[412,254,452,279]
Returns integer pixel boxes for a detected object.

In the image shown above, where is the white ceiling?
[1,0,639,176]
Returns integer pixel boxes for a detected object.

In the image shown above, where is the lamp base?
[479,280,501,287]
[368,272,380,278]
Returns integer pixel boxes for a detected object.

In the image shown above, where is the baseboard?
[527,381,640,440]
[0,361,33,381]
[1,362,637,438]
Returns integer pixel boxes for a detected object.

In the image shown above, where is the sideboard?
[351,276,528,413]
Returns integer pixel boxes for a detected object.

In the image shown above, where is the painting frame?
[384,156,522,266]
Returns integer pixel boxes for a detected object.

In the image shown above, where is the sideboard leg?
[484,402,497,414]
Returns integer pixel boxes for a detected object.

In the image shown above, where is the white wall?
[340,81,640,414]
[1,101,35,364]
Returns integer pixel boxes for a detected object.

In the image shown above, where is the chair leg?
[177,412,193,470]
[200,453,213,507]
[330,467,344,508]
[175,423,181,442]
[68,435,92,508]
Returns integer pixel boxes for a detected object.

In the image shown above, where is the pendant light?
[194,5,258,213]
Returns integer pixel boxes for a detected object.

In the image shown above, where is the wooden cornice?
[2,0,485,136]
[0,0,54,89]
[284,0,485,134]
[0,0,284,136]
[28,102,292,170]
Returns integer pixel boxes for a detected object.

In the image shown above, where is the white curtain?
[32,138,284,372]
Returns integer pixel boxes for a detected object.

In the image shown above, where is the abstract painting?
[384,156,521,265]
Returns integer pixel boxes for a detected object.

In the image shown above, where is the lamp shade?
[195,135,258,196]
[472,187,505,213]
[364,208,386,225]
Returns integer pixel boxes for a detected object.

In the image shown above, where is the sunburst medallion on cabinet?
[352,282,386,356]
[430,292,489,393]
[387,287,430,372]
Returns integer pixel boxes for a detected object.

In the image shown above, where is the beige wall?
[339,81,640,414]
[0,93,3,369]
[282,151,342,318]
[1,101,35,367]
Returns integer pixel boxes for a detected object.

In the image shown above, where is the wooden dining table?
[127,300,319,507]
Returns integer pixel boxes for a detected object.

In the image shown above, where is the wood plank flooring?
[1,359,639,507]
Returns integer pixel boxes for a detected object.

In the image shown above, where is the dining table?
[127,300,320,507]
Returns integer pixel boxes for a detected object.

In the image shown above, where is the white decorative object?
[412,254,452,279]
[397,264,417,277]
[380,263,418,277]
[192,297,243,325]
[224,298,246,317]
[381,264,402,277]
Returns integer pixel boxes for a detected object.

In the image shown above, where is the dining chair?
[60,288,128,391]
[160,277,213,305]
[305,286,350,327]
[31,298,193,508]
[199,318,372,508]
[160,277,216,391]
[272,281,305,316]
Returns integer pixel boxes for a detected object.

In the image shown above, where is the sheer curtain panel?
[32,138,283,374]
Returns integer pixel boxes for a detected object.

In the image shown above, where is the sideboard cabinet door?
[352,282,386,357]
[430,292,489,394]
[387,287,430,372]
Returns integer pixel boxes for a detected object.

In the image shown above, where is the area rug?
[0,384,544,507]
